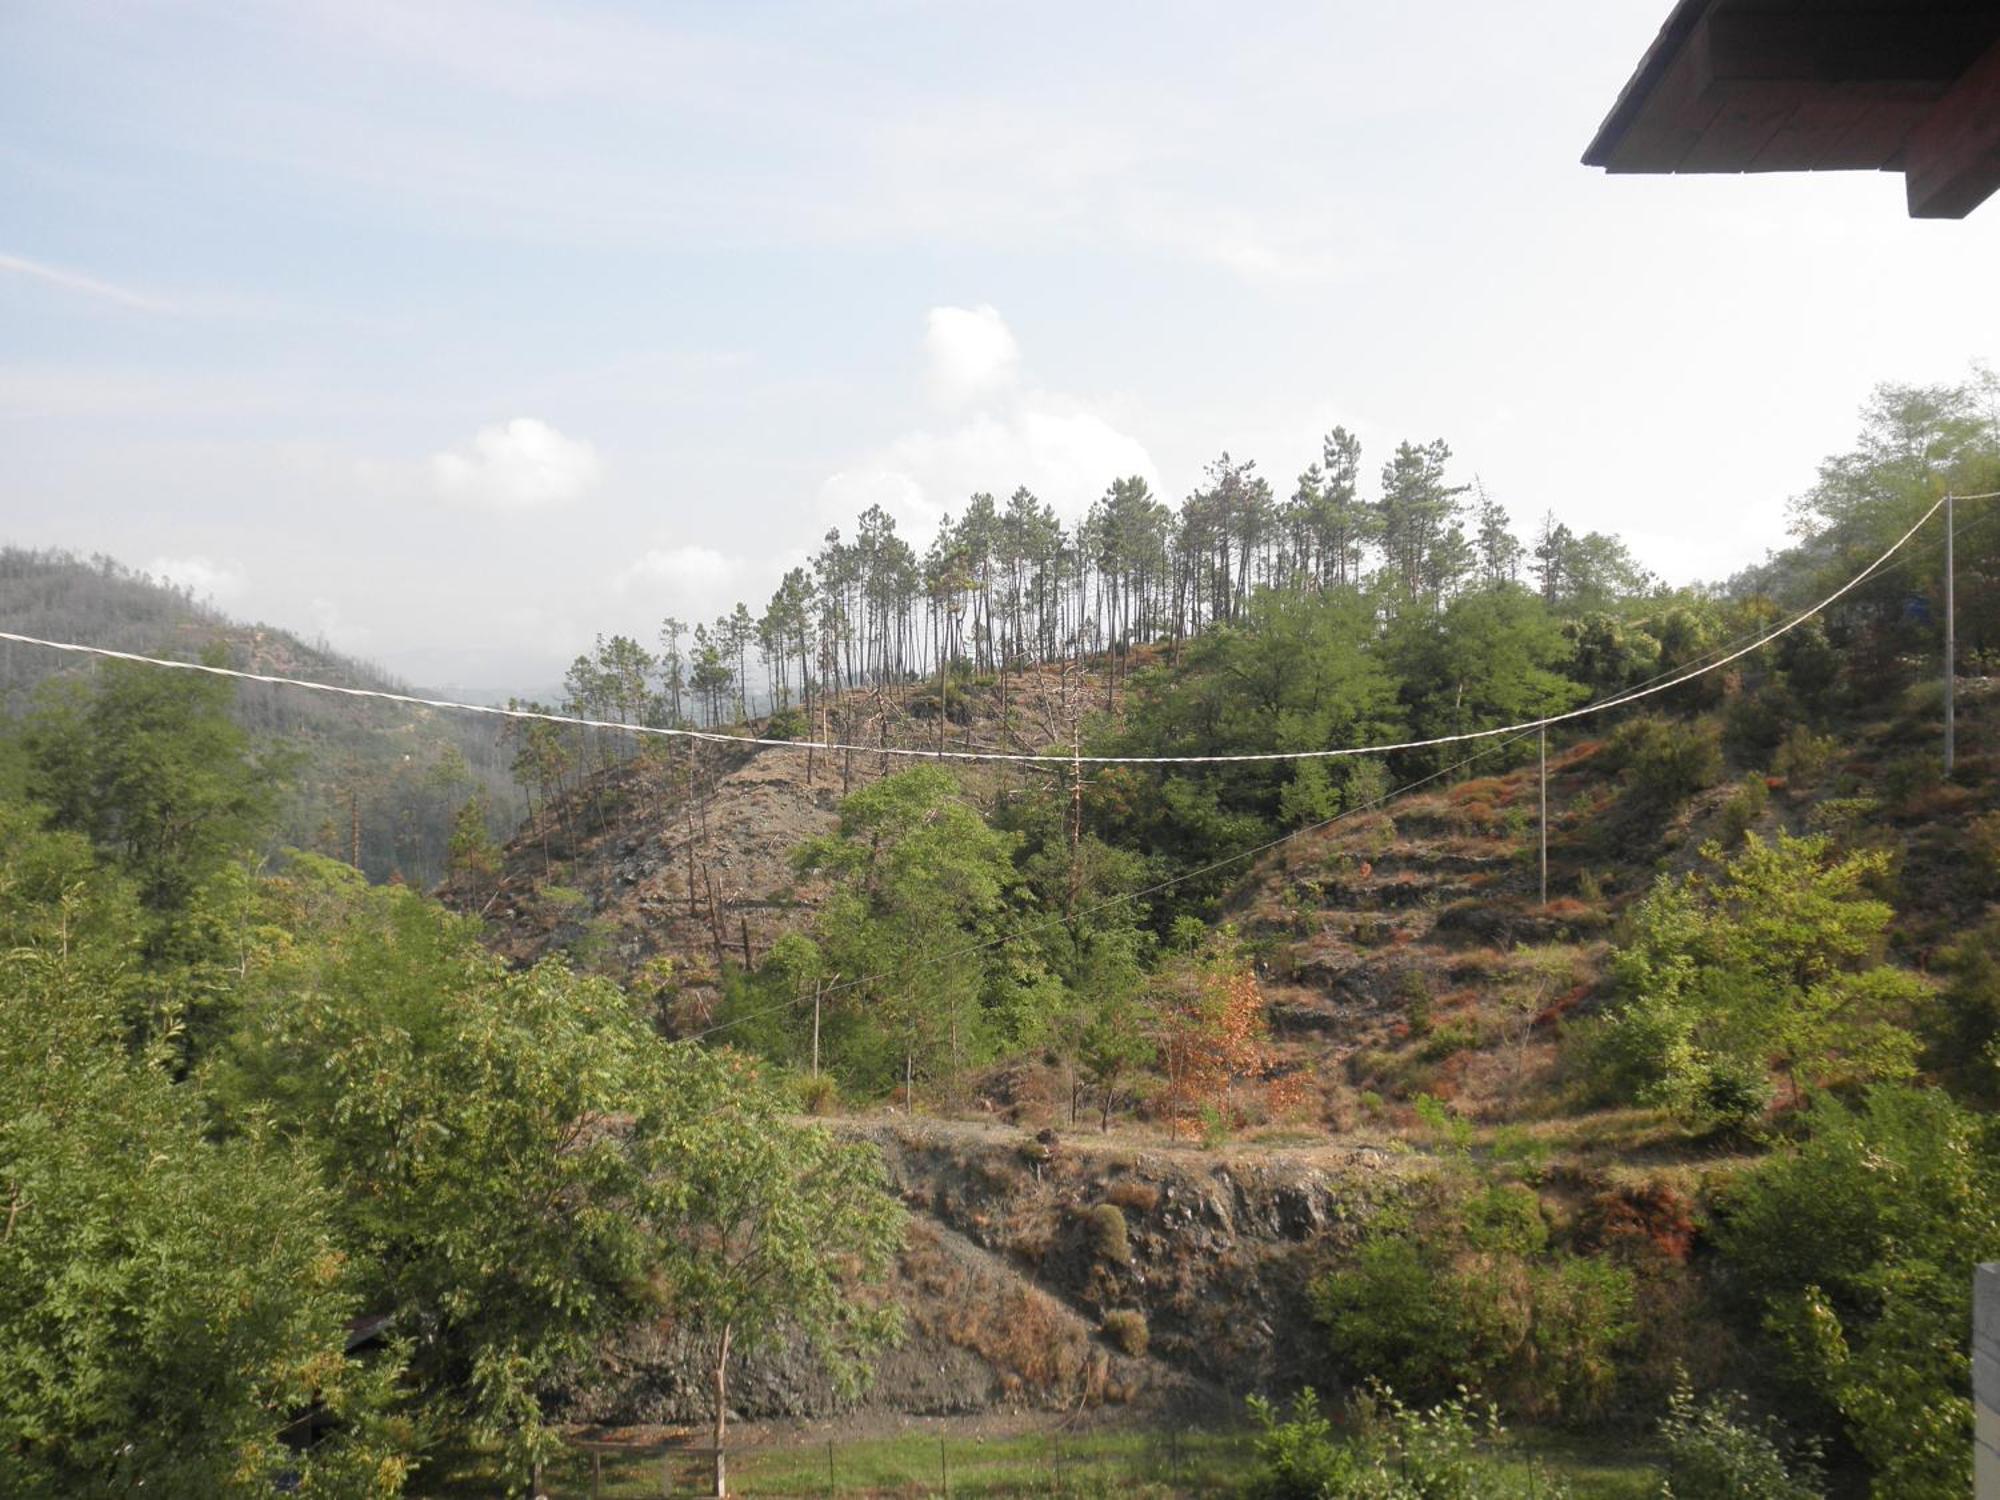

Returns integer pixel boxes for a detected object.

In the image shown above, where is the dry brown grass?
[899,1223,1104,1399]
[1101,1178,1160,1216]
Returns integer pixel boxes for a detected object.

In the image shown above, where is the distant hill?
[0,546,522,886]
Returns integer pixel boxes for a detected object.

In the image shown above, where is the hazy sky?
[4,1,1996,692]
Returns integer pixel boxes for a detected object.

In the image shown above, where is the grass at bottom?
[732,1426,1246,1497]
[1509,1431,1668,1500]
[429,1423,1667,1498]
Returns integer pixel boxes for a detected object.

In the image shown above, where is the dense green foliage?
[1311,1179,1634,1423]
[1246,1385,1573,1499]
[1655,1374,1824,1500]
[1714,1088,2000,1499]
[1578,834,1924,1128]
[0,670,904,1496]
[719,765,1162,1118]
[0,812,406,1497]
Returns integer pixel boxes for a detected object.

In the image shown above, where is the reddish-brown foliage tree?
[1150,934,1269,1139]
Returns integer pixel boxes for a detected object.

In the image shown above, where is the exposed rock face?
[862,1120,1403,1398]
[440,667,1115,1014]
[570,1118,1407,1427]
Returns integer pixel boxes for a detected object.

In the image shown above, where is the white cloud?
[146,554,245,603]
[428,417,601,510]
[923,304,1020,407]
[822,306,1157,537]
[616,544,739,594]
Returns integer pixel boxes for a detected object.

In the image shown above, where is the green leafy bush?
[762,706,808,740]
[1805,795,1879,834]
[1656,1371,1824,1500]
[1715,775,1768,845]
[794,1070,841,1115]
[1606,717,1723,811]
[1721,690,1791,765]
[1770,726,1838,785]
[1715,1087,2000,1498]
[1311,1184,1634,1421]
[1574,833,1923,1128]
[1245,1384,1572,1499]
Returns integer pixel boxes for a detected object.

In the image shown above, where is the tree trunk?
[712,1323,732,1497]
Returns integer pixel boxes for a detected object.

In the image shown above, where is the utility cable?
[0,490,1988,769]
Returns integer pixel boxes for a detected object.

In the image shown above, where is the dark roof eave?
[1582,0,1711,166]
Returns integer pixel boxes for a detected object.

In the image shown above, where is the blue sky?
[4,0,1996,691]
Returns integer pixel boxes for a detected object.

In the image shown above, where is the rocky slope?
[572,1116,1412,1427]
[442,662,1128,1015]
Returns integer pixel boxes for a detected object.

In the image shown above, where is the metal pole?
[811,981,821,1078]
[1946,492,1956,777]
[1538,726,1548,906]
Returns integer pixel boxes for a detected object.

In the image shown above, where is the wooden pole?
[1538,726,1548,907]
[1945,492,1956,777]
[811,980,822,1078]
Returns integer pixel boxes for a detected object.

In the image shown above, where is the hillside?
[6,378,1994,1498]
[439,658,1129,1015]
[435,638,2000,1474]
[0,546,521,885]
[1228,676,1997,1147]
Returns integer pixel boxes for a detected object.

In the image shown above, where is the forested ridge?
[0,547,521,887]
[4,372,2000,1497]
[538,431,1656,739]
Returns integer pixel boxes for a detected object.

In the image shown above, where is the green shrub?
[1608,717,1723,811]
[1878,751,1940,804]
[1966,811,2000,896]
[1413,1093,1473,1155]
[1715,1087,2000,1499]
[794,1071,840,1116]
[1657,1372,1824,1500]
[1085,1203,1130,1266]
[1245,1389,1357,1499]
[1245,1384,1572,1500]
[1716,775,1768,845]
[1345,758,1391,812]
[1805,795,1879,833]
[762,707,808,741]
[1578,834,1922,1128]
[1940,917,2000,1099]
[1771,726,1838,785]
[1721,691,1791,764]
[1311,1190,1635,1422]
[1418,1018,1481,1063]
[1101,1308,1148,1356]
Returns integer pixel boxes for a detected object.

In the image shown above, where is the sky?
[3,1,1996,694]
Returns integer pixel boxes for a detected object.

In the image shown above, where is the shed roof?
[1583,0,2000,217]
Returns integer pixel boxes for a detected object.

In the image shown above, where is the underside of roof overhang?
[1583,0,2000,217]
